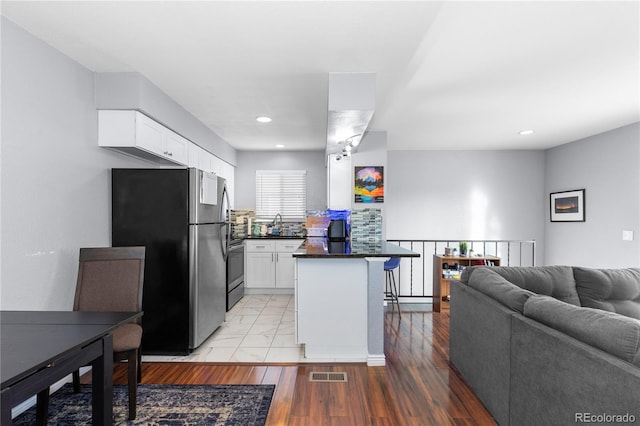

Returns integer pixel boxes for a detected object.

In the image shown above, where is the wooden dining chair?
[71,246,145,420]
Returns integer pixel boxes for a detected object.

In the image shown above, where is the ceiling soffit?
[326,73,376,159]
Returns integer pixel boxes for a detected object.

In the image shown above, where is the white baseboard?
[367,354,386,367]
[244,288,294,295]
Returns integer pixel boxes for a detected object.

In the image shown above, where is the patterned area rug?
[14,383,275,425]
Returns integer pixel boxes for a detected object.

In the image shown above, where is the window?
[256,170,307,219]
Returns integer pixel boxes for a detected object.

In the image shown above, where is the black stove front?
[226,241,244,311]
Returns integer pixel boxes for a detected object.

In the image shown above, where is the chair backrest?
[384,257,401,271]
[74,247,145,314]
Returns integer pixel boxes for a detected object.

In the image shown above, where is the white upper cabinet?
[99,110,234,204]
[199,149,216,174]
[164,128,189,165]
[187,141,218,174]
[188,142,203,168]
[99,110,188,166]
[135,113,165,154]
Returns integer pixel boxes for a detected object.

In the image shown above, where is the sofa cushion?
[459,266,477,284]
[524,295,640,367]
[467,267,535,313]
[488,266,581,306]
[573,267,640,320]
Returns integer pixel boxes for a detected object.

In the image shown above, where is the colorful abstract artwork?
[354,166,384,203]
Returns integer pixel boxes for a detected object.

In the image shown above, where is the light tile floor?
[143,294,305,363]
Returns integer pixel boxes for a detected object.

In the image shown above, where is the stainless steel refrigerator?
[112,168,230,355]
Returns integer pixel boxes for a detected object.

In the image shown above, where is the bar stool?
[384,257,401,319]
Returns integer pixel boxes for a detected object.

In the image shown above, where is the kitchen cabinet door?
[275,240,303,289]
[165,130,189,165]
[275,252,296,288]
[135,112,165,154]
[200,150,215,173]
[245,252,275,288]
[188,143,202,168]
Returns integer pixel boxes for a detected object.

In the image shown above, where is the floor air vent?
[309,372,348,382]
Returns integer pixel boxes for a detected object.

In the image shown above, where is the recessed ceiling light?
[276,144,285,148]
[256,116,272,123]
[519,129,534,135]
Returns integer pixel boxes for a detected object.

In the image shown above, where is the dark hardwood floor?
[113,309,496,425]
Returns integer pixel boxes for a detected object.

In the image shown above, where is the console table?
[432,255,500,312]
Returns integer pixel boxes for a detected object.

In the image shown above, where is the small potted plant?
[460,242,468,256]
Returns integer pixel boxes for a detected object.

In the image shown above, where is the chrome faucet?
[272,213,283,233]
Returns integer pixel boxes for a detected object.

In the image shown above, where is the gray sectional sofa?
[449,265,640,426]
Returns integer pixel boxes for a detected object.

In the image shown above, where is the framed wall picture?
[550,189,585,222]
[354,166,384,203]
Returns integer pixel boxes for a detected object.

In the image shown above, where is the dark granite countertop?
[244,235,305,240]
[293,239,420,258]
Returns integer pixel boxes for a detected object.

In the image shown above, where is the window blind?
[256,170,307,219]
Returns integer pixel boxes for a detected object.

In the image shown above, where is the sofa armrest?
[467,267,535,313]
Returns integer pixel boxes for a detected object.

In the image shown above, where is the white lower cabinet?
[274,240,302,288]
[246,251,276,288]
[245,239,303,289]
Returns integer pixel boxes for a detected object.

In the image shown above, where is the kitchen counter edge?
[243,236,305,240]
[293,241,420,259]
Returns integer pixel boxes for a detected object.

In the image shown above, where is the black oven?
[226,241,244,311]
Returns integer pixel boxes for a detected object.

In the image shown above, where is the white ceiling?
[2,1,638,152]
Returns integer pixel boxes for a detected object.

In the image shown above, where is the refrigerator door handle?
[220,184,231,259]
[219,183,226,223]
[220,223,228,259]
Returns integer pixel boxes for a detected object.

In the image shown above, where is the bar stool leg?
[385,269,401,320]
[390,269,401,320]
[385,270,394,312]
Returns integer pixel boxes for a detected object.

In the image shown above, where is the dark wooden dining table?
[1,310,143,425]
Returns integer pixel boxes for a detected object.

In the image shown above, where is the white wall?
[544,123,640,267]
[327,131,544,251]
[351,131,388,236]
[95,72,237,167]
[1,18,145,309]
[327,154,352,210]
[327,131,388,211]
[386,149,546,259]
[234,150,326,212]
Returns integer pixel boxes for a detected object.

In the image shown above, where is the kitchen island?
[293,239,419,366]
